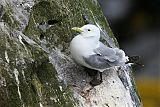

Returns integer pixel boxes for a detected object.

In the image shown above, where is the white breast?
[70,35,96,66]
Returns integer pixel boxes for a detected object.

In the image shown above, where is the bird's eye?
[88,29,91,31]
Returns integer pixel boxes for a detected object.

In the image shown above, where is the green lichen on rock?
[30,47,76,107]
[2,5,20,30]
[24,0,85,52]
[0,27,76,106]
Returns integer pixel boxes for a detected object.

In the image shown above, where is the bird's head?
[72,24,100,40]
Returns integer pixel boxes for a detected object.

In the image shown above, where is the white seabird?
[70,24,129,85]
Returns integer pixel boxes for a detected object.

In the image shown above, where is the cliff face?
[0,0,141,107]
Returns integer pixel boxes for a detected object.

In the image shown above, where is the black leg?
[84,67,98,77]
[100,72,102,82]
[90,72,103,87]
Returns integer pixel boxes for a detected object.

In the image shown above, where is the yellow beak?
[71,27,83,32]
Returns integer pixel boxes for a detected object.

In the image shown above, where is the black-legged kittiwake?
[70,24,137,86]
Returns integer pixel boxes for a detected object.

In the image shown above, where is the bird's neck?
[85,37,99,47]
[82,34,100,44]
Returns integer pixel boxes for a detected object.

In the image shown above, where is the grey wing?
[94,42,119,62]
[83,54,112,69]
[83,42,125,69]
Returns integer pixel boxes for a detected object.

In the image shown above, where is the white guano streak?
[13,68,22,101]
[39,102,43,107]
[5,51,9,63]
[18,35,28,54]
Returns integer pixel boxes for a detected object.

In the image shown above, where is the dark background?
[98,0,160,106]
[98,0,160,78]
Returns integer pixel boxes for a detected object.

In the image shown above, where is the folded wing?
[83,42,127,70]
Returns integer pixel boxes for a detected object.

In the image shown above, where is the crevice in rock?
[40,34,44,40]
[47,20,61,25]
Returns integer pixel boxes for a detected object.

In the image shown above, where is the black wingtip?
[135,62,145,67]
[126,56,144,67]
[128,56,140,63]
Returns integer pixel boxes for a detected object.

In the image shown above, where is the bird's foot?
[89,78,102,87]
